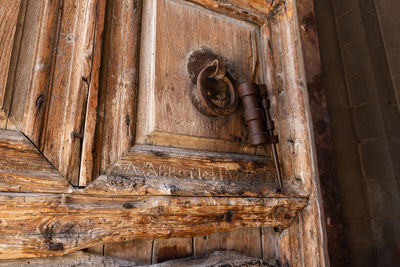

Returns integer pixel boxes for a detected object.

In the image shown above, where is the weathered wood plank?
[152,238,193,264]
[4,0,105,186]
[261,0,328,265]
[0,0,21,128]
[153,251,272,267]
[103,239,153,265]
[4,0,43,130]
[0,192,307,259]
[78,0,107,186]
[0,251,137,267]
[187,0,286,25]
[38,0,105,185]
[92,0,141,180]
[18,0,62,141]
[0,251,272,267]
[108,145,276,183]
[85,244,104,256]
[261,227,278,261]
[0,129,70,193]
[194,227,263,259]
[84,174,305,198]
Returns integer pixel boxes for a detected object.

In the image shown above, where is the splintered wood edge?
[0,192,307,259]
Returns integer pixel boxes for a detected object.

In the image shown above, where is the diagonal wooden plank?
[0,129,70,193]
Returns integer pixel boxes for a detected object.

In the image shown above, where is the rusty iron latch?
[187,48,283,188]
[238,82,283,189]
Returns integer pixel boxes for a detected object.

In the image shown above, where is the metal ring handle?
[196,65,239,116]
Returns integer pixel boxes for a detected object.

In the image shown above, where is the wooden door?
[0,0,327,264]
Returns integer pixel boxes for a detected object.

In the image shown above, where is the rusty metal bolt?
[238,82,270,145]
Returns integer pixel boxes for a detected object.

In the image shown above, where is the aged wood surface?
[15,0,62,141]
[137,0,263,155]
[0,192,307,259]
[3,0,43,130]
[152,238,193,264]
[0,251,273,267]
[84,174,304,198]
[0,129,70,193]
[187,0,286,25]
[0,0,21,128]
[85,244,104,256]
[0,251,138,267]
[104,239,153,265]
[0,0,328,264]
[78,0,107,186]
[261,0,328,266]
[262,227,279,261]
[37,0,103,185]
[152,251,273,267]
[194,227,263,259]
[107,145,277,183]
[4,0,106,185]
[300,0,347,265]
[92,0,141,181]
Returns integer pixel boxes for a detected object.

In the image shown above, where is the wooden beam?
[84,174,306,198]
[0,192,307,259]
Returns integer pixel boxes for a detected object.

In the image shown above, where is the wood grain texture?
[152,238,193,264]
[4,0,43,130]
[78,0,107,186]
[187,0,286,25]
[92,0,141,179]
[0,192,307,259]
[0,129,70,193]
[261,227,279,261]
[0,251,137,267]
[0,0,21,128]
[38,0,104,185]
[85,244,104,256]
[0,251,272,267]
[104,239,153,265]
[194,227,263,259]
[4,0,105,185]
[109,145,277,183]
[17,0,62,142]
[261,0,328,266]
[137,0,263,155]
[153,251,272,267]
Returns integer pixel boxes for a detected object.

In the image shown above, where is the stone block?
[348,72,377,106]
[353,101,386,140]
[365,178,400,217]
[359,139,395,180]
[328,106,356,143]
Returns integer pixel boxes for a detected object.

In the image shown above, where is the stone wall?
[314,0,400,266]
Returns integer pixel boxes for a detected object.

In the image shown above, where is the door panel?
[137,0,262,154]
